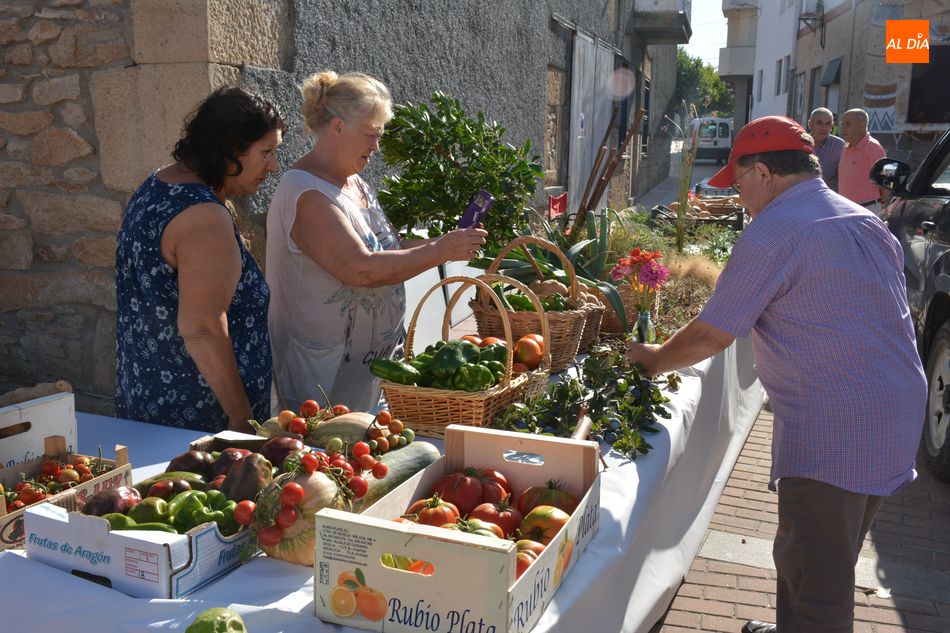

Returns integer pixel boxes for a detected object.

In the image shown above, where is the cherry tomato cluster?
[277,399,353,436]
[3,454,114,511]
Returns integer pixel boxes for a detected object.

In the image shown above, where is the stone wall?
[0,0,133,412]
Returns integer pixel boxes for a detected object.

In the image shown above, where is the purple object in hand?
[457,190,495,228]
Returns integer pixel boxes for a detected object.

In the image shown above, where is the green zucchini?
[352,440,441,511]
[370,358,420,385]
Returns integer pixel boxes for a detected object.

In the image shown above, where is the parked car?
[694,176,737,198]
[873,127,950,481]
[689,117,733,164]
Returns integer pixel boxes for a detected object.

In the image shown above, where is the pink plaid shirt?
[700,178,925,496]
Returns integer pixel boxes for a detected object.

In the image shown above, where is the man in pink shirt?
[838,108,886,212]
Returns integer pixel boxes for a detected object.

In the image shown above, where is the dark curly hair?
[172,86,286,191]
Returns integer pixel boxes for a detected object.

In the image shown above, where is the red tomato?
[332,404,350,415]
[18,484,47,505]
[375,409,393,426]
[333,460,355,477]
[357,453,377,471]
[299,399,321,417]
[406,495,460,527]
[513,337,543,370]
[40,459,62,478]
[279,482,305,507]
[516,480,580,515]
[515,539,547,558]
[352,441,371,458]
[475,468,511,494]
[289,417,308,435]
[407,559,435,575]
[522,333,545,354]
[71,455,91,467]
[234,500,256,526]
[371,462,389,479]
[479,337,506,348]
[460,334,482,346]
[300,452,320,474]
[257,525,283,547]
[516,551,537,578]
[349,475,369,499]
[388,419,404,434]
[56,468,80,484]
[469,498,523,537]
[275,506,298,529]
[518,505,571,545]
[375,436,390,454]
[431,468,507,516]
[511,362,530,374]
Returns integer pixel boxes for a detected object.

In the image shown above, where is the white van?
[690,117,733,164]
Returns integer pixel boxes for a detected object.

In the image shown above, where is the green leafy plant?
[378,92,543,252]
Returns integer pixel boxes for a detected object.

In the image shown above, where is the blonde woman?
[266,71,486,413]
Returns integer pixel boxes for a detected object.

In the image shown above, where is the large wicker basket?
[470,236,586,373]
[577,302,605,352]
[597,284,638,335]
[381,275,548,439]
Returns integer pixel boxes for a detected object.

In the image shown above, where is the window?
[775,60,783,96]
[757,69,763,102]
[719,122,730,139]
[908,45,950,124]
[783,55,791,94]
[807,66,822,115]
[699,120,718,139]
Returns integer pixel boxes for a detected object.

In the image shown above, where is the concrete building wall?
[749,0,798,120]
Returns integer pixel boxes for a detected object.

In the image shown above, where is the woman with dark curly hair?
[115,86,285,432]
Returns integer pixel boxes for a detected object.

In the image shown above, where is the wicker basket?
[577,302,605,352]
[381,275,547,439]
[448,274,551,403]
[470,236,586,373]
[597,284,638,335]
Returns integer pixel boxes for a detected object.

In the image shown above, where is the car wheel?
[924,321,950,481]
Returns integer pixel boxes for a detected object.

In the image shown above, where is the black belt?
[859,200,879,208]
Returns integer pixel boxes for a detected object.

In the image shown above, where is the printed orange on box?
[886,20,930,64]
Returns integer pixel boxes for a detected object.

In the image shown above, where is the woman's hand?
[434,227,488,261]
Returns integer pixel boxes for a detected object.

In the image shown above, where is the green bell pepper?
[457,341,480,363]
[103,512,137,530]
[507,293,535,312]
[480,344,508,364]
[431,344,466,379]
[127,496,169,524]
[168,490,208,533]
[480,360,506,383]
[423,340,446,355]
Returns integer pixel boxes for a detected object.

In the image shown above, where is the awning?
[820,57,842,86]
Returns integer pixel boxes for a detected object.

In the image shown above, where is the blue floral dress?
[115,174,271,431]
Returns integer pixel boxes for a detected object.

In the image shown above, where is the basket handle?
[483,235,580,301]
[447,273,552,372]
[404,275,517,387]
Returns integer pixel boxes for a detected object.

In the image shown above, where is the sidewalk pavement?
[650,405,950,633]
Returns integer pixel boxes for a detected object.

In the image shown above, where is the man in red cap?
[627,116,925,633]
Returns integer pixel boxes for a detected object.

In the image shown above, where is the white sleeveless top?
[265,169,406,413]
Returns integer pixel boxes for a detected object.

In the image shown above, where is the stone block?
[0,229,32,270]
[72,235,115,268]
[28,126,93,166]
[35,242,69,263]
[0,17,24,45]
[26,20,62,45]
[0,212,26,230]
[5,136,28,160]
[91,62,239,192]
[0,270,115,312]
[6,43,32,65]
[60,101,87,126]
[0,161,55,187]
[0,110,54,135]
[33,74,80,105]
[49,23,127,68]
[0,192,11,209]
[17,190,121,234]
[63,166,96,184]
[132,0,289,68]
[0,82,25,103]
[1,3,34,18]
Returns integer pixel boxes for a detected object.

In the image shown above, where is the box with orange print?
[313,425,601,633]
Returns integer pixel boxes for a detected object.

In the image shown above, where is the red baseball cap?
[707,116,815,188]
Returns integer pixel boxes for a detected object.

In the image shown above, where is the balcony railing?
[633,0,692,44]
[718,45,755,77]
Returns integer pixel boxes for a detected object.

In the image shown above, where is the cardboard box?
[313,425,601,633]
[0,392,77,469]
[0,435,132,550]
[24,501,253,599]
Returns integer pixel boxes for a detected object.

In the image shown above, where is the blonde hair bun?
[300,70,392,135]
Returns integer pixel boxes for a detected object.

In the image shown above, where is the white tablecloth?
[1,338,764,633]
